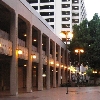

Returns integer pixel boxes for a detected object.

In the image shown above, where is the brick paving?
[0,87,100,100]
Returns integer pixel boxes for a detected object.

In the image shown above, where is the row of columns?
[9,12,67,95]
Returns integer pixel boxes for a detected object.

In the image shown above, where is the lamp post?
[93,70,97,85]
[75,49,84,71]
[60,31,73,94]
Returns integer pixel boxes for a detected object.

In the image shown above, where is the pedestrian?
[77,73,80,87]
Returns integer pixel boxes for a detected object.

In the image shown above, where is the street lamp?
[75,49,84,71]
[60,31,73,94]
[93,70,97,85]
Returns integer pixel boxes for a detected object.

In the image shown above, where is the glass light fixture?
[32,54,36,59]
[18,49,22,54]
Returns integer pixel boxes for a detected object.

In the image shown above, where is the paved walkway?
[1,86,100,100]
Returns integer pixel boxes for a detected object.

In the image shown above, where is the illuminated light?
[65,66,67,68]
[52,70,53,71]
[75,49,84,53]
[79,72,81,75]
[56,71,58,72]
[61,76,62,79]
[0,43,1,47]
[24,34,27,37]
[24,64,27,67]
[34,66,36,68]
[61,65,64,67]
[50,61,54,64]
[68,67,70,70]
[56,63,59,66]
[33,39,37,42]
[67,40,70,44]
[32,54,36,59]
[42,74,46,77]
[75,0,77,2]
[75,6,78,8]
[18,49,22,54]
[75,19,78,21]
[67,32,73,39]
[80,49,84,53]
[42,44,43,45]
[82,73,84,75]
[60,32,66,38]
[75,49,78,53]
[93,71,97,73]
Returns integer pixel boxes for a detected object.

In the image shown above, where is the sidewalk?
[1,87,100,100]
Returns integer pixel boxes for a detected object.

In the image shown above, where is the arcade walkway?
[0,87,100,100]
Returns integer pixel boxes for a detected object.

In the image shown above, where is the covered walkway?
[0,87,100,100]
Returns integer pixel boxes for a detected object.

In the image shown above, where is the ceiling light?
[33,39,37,42]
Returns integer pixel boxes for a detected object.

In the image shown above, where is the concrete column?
[38,32,43,90]
[58,46,61,86]
[26,23,32,92]
[46,37,50,89]
[10,12,18,96]
[53,42,56,88]
[62,50,66,84]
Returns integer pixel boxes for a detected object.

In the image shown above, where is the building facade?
[26,0,86,37]
[0,0,68,96]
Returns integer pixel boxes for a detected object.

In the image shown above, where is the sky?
[84,0,100,21]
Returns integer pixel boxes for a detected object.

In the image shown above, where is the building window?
[40,12,54,16]
[40,0,54,3]
[45,18,54,22]
[51,25,54,29]
[32,6,38,10]
[62,17,70,21]
[72,6,79,10]
[62,4,70,8]
[62,11,70,15]
[72,19,79,23]
[72,0,79,3]
[72,13,79,16]
[26,0,38,3]
[62,0,70,2]
[40,5,54,10]
[62,24,70,28]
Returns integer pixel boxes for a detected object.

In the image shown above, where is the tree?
[69,13,100,70]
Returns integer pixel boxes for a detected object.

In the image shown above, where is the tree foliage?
[69,13,100,69]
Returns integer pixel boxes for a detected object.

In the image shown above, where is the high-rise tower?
[26,0,86,37]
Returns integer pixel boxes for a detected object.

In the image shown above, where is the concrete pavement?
[1,86,100,100]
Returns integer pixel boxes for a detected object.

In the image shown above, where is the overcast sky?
[84,0,100,21]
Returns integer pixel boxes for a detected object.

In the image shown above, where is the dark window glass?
[72,13,79,16]
[51,25,54,29]
[40,0,54,3]
[32,6,38,10]
[26,0,38,3]
[40,5,54,10]
[40,12,54,16]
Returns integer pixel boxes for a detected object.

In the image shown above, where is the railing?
[0,35,63,65]
[0,38,12,56]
